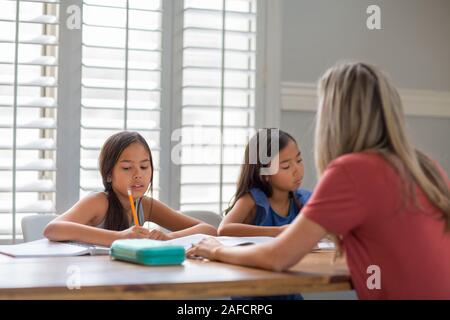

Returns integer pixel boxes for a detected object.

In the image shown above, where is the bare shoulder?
[81,192,109,209]
[140,196,170,220]
[224,193,256,223]
[63,192,109,225]
[140,195,156,206]
[235,193,256,208]
[140,196,165,211]
[140,196,193,228]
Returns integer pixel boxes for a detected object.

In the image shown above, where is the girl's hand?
[117,226,150,239]
[148,228,172,240]
[186,237,224,261]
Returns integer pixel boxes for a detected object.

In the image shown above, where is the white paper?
[313,239,336,251]
[0,239,110,258]
[166,234,275,250]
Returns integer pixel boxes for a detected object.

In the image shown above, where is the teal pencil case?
[110,239,185,266]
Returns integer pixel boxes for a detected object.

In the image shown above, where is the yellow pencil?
[127,188,139,226]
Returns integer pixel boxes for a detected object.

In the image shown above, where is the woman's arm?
[188,215,327,272]
[218,194,285,237]
[143,197,217,239]
[44,192,150,246]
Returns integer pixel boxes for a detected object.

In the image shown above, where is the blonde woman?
[187,62,450,299]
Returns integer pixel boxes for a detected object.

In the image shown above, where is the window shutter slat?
[0,14,58,24]
[0,75,56,87]
[0,35,58,45]
[0,96,56,108]
[0,200,54,214]
[0,159,55,171]
[0,117,55,129]
[0,138,56,150]
[0,180,55,192]
[19,0,60,4]
[81,98,159,111]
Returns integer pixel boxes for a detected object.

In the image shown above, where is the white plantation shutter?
[0,0,267,241]
[80,0,162,199]
[0,0,59,241]
[179,0,257,214]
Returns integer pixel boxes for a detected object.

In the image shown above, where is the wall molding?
[282,82,450,118]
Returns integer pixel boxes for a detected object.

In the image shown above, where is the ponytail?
[104,183,129,231]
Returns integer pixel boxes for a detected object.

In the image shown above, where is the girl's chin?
[128,187,147,196]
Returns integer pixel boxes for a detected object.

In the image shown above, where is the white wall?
[279,0,450,191]
[281,0,450,90]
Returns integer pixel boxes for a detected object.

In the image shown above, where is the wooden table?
[0,251,351,299]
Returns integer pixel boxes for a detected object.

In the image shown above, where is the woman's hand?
[186,237,224,261]
[117,226,151,239]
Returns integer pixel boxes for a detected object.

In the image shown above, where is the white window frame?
[55,0,82,214]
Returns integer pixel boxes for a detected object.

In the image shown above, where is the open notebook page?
[166,234,275,250]
[0,239,110,258]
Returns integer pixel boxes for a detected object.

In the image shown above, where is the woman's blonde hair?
[315,62,450,240]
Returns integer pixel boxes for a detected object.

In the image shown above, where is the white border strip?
[282,82,450,118]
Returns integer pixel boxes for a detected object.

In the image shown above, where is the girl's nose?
[133,169,141,179]
[293,162,302,175]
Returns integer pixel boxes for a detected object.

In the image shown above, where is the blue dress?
[233,187,312,301]
[251,188,312,227]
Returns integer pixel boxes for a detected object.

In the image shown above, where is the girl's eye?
[281,165,290,170]
[122,167,131,171]
[297,158,303,163]
[141,166,149,170]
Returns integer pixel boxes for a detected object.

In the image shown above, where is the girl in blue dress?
[219,128,312,300]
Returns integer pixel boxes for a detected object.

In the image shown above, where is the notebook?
[165,234,275,250]
[165,234,335,251]
[0,238,110,258]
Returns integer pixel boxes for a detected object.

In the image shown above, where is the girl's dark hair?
[98,131,154,231]
[224,128,301,215]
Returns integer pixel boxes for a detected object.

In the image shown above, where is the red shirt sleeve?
[302,159,369,236]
